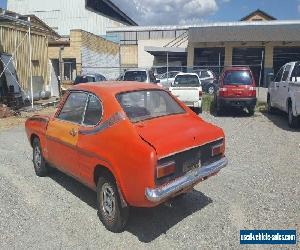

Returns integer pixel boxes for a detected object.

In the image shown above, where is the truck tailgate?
[169,87,201,103]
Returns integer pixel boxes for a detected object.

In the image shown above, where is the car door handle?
[69,128,78,137]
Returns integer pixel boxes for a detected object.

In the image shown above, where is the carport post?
[166,51,169,84]
[258,50,264,95]
[28,17,33,109]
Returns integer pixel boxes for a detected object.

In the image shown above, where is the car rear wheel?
[288,103,299,128]
[96,176,129,233]
[248,106,255,116]
[32,137,48,177]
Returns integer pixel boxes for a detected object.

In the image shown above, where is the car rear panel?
[222,85,255,98]
[155,139,224,185]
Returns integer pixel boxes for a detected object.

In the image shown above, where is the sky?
[0,0,299,25]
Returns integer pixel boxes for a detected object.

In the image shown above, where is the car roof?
[175,73,199,77]
[125,68,148,72]
[223,66,251,71]
[72,81,160,95]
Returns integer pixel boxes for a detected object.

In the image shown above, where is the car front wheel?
[96,175,129,232]
[32,137,48,177]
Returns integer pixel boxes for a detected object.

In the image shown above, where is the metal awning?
[144,46,187,56]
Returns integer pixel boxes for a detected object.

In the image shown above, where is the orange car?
[25,82,228,232]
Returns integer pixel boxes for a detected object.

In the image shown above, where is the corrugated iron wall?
[0,25,48,91]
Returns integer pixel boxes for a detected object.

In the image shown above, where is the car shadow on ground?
[49,170,212,243]
[210,106,253,118]
[261,110,300,132]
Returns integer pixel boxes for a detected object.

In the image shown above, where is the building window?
[63,59,76,81]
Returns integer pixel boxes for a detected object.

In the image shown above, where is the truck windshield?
[117,90,185,122]
[224,71,252,85]
[173,75,200,87]
[124,71,147,82]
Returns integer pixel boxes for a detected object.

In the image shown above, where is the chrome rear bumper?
[145,157,228,203]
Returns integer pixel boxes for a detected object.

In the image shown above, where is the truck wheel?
[96,176,129,233]
[32,137,48,177]
[267,96,275,114]
[288,103,299,128]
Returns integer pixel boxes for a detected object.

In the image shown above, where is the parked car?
[193,69,217,94]
[156,71,181,89]
[169,73,203,113]
[122,69,159,84]
[214,67,257,116]
[268,61,300,128]
[74,74,106,85]
[25,82,228,232]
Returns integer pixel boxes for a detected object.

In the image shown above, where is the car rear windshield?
[173,75,200,87]
[223,71,252,85]
[117,90,185,123]
[124,71,147,82]
[74,76,95,84]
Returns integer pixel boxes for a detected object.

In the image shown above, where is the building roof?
[189,20,300,43]
[86,0,137,26]
[240,9,276,21]
[0,8,60,38]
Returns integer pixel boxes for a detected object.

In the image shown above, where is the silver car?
[157,71,181,89]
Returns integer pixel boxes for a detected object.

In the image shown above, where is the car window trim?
[55,90,103,128]
[81,93,104,128]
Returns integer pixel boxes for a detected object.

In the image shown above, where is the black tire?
[207,85,215,95]
[248,106,255,116]
[288,103,299,128]
[32,137,48,177]
[193,107,202,114]
[267,95,275,114]
[96,176,129,233]
[215,100,222,116]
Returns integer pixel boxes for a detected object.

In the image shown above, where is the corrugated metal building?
[7,0,137,37]
[0,9,59,96]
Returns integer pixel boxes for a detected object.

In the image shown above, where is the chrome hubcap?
[34,146,41,167]
[101,184,115,218]
[208,86,214,94]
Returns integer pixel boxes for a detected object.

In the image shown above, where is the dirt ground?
[0,106,57,131]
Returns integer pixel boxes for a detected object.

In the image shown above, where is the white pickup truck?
[169,73,202,114]
[267,61,300,128]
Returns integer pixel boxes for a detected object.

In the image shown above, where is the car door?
[279,64,292,111]
[271,66,284,108]
[76,94,104,185]
[46,91,88,175]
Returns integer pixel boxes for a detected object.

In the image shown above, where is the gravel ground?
[0,111,299,249]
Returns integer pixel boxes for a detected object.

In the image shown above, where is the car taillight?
[219,87,227,97]
[156,161,176,179]
[249,86,256,97]
[212,141,225,157]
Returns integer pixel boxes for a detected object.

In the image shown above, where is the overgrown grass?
[202,94,214,112]
[201,94,267,113]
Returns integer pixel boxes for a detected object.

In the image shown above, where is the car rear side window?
[223,71,252,85]
[124,71,147,82]
[83,94,103,126]
[117,90,185,123]
[173,75,200,87]
[58,92,88,124]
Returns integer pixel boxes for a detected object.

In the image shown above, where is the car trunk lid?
[169,86,202,103]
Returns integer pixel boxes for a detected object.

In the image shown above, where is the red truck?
[214,67,257,115]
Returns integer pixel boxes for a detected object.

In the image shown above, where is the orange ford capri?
[25,81,228,232]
